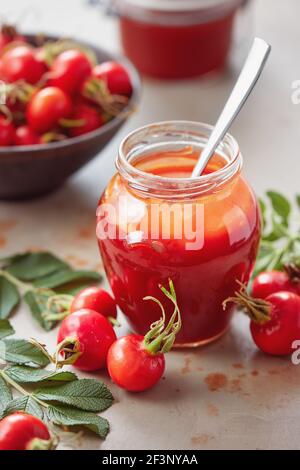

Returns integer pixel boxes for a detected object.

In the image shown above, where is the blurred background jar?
[92,0,253,80]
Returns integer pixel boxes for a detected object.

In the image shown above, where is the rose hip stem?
[143,279,182,354]
[223,281,271,324]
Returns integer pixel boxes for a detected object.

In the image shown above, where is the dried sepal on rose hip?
[57,308,117,371]
[1,80,37,110]
[107,279,181,392]
[65,102,104,137]
[0,412,56,451]
[39,39,97,70]
[81,61,132,118]
[223,281,300,356]
[0,24,25,52]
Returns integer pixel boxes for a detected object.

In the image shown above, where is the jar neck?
[116,121,243,200]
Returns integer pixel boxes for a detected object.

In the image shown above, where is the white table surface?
[1,0,300,450]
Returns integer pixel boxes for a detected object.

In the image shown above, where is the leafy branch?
[254,191,300,277]
[0,319,112,440]
[0,251,101,330]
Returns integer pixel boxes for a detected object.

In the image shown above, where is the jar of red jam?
[97,121,260,347]
[111,0,245,79]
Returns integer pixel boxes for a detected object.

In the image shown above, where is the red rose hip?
[93,61,132,96]
[71,286,117,320]
[252,269,300,299]
[49,49,92,95]
[0,117,15,146]
[14,125,40,146]
[26,86,72,133]
[224,283,300,356]
[107,280,181,392]
[0,45,46,84]
[57,308,116,371]
[0,412,52,450]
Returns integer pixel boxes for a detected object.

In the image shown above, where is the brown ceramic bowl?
[0,34,141,200]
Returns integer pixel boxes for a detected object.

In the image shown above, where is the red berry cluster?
[0,25,132,146]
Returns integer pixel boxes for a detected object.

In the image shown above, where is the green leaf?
[5,365,77,384]
[266,191,291,223]
[251,191,300,279]
[2,396,44,419]
[0,276,20,319]
[258,198,266,228]
[34,379,113,412]
[0,338,50,367]
[263,230,284,242]
[6,252,69,282]
[0,319,15,339]
[263,216,287,241]
[0,374,12,415]
[0,253,28,268]
[33,269,101,289]
[54,282,99,296]
[253,250,276,277]
[47,404,109,439]
[24,290,56,332]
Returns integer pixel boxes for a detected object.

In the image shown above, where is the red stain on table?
[228,378,242,393]
[65,255,88,267]
[232,363,244,369]
[206,402,219,416]
[204,373,228,391]
[181,357,191,375]
[0,219,17,231]
[204,372,249,396]
[0,219,17,249]
[251,370,259,377]
[0,235,6,247]
[93,262,103,271]
[78,223,95,240]
[191,434,215,446]
[268,368,280,375]
[25,246,43,252]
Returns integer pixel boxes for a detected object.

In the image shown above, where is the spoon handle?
[192,37,271,178]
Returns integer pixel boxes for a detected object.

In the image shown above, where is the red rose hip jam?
[97,121,260,346]
[113,0,244,79]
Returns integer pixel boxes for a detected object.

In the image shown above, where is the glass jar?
[97,121,260,347]
[112,0,245,79]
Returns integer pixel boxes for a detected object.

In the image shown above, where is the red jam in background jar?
[113,0,243,79]
[97,121,260,347]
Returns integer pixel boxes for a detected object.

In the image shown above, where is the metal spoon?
[191,37,271,178]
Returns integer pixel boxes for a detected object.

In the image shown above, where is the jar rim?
[113,0,242,25]
[117,120,242,197]
[117,0,240,12]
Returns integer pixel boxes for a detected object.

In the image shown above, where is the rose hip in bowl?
[97,121,260,347]
[114,0,243,79]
